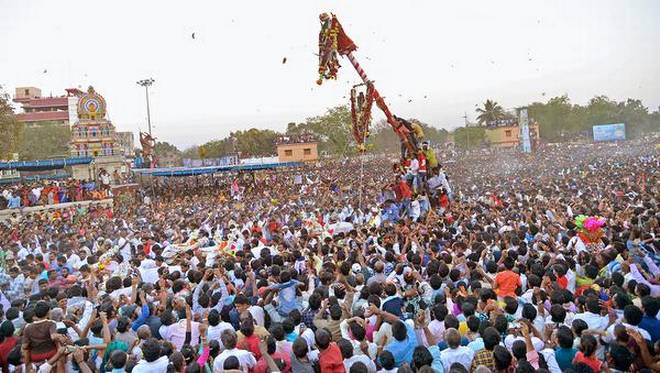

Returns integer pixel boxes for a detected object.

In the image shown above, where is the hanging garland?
[350,82,375,151]
[316,13,357,85]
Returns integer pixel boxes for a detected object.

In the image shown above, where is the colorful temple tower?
[69,86,126,181]
[70,86,120,157]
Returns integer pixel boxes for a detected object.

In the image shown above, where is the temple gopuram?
[69,86,126,180]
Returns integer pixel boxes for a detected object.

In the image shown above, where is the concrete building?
[484,120,540,149]
[13,87,83,127]
[275,135,318,163]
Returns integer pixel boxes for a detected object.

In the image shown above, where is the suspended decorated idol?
[316,13,357,85]
[350,82,375,151]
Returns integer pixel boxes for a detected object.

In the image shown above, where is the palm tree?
[476,99,506,126]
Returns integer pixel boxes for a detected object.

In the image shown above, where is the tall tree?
[18,122,71,160]
[232,128,278,157]
[154,141,181,156]
[290,106,353,155]
[0,85,23,159]
[453,127,486,149]
[476,99,506,125]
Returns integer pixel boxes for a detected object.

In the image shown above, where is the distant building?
[13,86,83,127]
[115,131,135,157]
[484,120,540,149]
[275,135,318,163]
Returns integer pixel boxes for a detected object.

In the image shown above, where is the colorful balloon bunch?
[575,215,606,244]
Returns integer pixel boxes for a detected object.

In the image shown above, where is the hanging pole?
[358,134,365,209]
[344,52,415,155]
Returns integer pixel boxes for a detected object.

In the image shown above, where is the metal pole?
[137,78,155,136]
[145,85,152,136]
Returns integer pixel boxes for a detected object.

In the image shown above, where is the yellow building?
[276,135,318,163]
[485,122,540,148]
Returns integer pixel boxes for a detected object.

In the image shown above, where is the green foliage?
[181,146,199,159]
[528,95,659,141]
[476,99,506,125]
[18,122,71,160]
[154,141,181,155]
[0,85,23,159]
[288,106,353,155]
[368,120,400,153]
[186,128,276,160]
[453,127,486,149]
[232,128,278,157]
[368,119,449,153]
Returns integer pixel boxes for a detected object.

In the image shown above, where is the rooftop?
[15,111,69,122]
[20,96,69,109]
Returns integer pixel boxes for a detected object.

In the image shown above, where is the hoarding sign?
[593,123,626,142]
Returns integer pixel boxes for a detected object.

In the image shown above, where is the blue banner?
[593,123,626,142]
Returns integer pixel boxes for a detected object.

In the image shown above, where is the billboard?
[519,108,531,153]
[593,123,626,142]
[182,155,239,168]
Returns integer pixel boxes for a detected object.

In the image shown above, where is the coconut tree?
[476,99,506,126]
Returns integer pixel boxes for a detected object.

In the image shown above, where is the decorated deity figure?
[140,132,157,168]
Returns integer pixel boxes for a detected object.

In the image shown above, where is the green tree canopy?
[476,99,506,125]
[0,85,23,159]
[154,141,181,155]
[368,119,449,153]
[288,105,353,155]
[453,127,486,149]
[527,94,659,141]
[18,122,71,160]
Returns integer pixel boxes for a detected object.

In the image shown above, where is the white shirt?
[605,322,651,341]
[248,305,265,327]
[573,312,609,330]
[213,348,256,373]
[540,348,562,373]
[344,354,377,373]
[439,346,474,371]
[504,335,545,352]
[408,158,419,175]
[339,320,378,360]
[566,269,577,293]
[132,356,169,373]
[568,236,587,254]
[208,322,234,348]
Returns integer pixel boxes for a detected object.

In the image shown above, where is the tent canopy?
[0,157,92,171]
[132,161,303,177]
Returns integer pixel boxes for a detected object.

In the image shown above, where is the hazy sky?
[1,0,658,148]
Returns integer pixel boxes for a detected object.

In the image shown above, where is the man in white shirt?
[213,329,256,373]
[207,309,235,349]
[573,297,609,330]
[339,338,377,373]
[340,318,378,360]
[132,338,170,373]
[439,328,475,371]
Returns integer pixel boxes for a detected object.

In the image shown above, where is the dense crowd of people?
[0,170,118,210]
[0,137,658,373]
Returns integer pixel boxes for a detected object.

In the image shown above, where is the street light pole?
[136,78,155,135]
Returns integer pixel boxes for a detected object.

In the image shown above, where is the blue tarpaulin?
[0,157,93,171]
[132,161,303,177]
